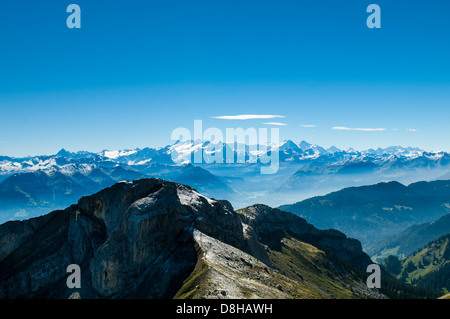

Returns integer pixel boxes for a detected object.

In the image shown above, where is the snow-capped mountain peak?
[0,140,444,178]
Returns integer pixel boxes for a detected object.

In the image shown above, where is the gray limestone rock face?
[0,178,374,299]
[0,179,255,298]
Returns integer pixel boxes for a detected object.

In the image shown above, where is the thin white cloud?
[211,114,285,120]
[332,126,386,132]
[263,122,287,126]
[406,128,419,132]
[14,209,28,218]
[300,124,316,128]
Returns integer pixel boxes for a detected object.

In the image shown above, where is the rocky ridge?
[0,178,383,299]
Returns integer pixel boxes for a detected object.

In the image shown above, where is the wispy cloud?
[263,122,287,126]
[14,209,28,218]
[406,128,419,132]
[211,114,285,120]
[300,124,316,128]
[332,126,386,132]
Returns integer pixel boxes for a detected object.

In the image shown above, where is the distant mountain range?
[2,140,446,175]
[1,140,450,223]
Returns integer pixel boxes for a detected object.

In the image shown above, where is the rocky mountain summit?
[0,178,384,299]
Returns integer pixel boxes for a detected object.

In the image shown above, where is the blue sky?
[1,0,450,156]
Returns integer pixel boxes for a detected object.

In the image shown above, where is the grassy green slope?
[266,236,370,299]
[174,234,384,299]
[383,234,450,295]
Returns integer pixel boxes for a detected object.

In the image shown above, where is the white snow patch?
[102,150,137,159]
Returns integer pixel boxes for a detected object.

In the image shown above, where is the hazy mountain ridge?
[279,180,450,248]
[0,163,234,224]
[368,213,450,262]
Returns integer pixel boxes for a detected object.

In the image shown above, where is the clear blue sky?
[1,0,450,156]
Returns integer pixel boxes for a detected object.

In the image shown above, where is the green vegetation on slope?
[173,249,210,299]
[174,234,381,299]
[266,236,371,299]
[382,234,450,296]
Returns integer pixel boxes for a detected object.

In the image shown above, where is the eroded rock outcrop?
[0,178,379,299]
[0,179,259,298]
